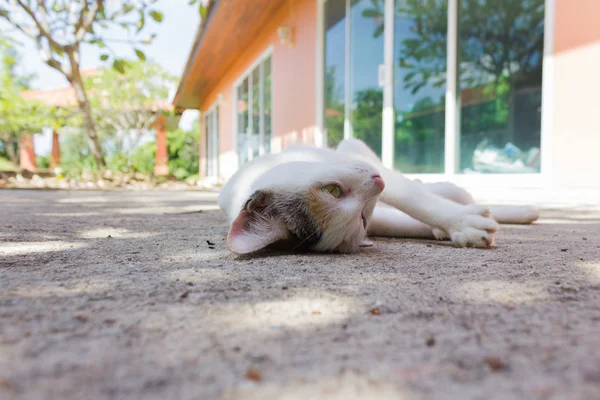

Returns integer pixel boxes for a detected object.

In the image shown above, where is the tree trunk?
[66,47,106,168]
[4,137,19,167]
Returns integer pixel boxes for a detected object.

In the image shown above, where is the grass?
[0,157,17,171]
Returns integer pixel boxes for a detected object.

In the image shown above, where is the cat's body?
[219,139,538,254]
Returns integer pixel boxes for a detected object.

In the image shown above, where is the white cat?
[218,138,538,254]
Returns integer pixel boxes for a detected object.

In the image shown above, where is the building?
[174,0,600,189]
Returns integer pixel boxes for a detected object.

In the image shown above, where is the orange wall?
[554,0,600,54]
[199,0,317,172]
[550,0,600,188]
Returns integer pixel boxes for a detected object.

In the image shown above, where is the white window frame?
[232,46,274,170]
[203,102,219,179]
[316,0,555,189]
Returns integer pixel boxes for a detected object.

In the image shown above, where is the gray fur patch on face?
[245,190,322,250]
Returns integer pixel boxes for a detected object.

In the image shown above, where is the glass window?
[235,55,273,165]
[393,0,447,173]
[262,56,272,154]
[349,0,384,158]
[324,0,346,148]
[205,106,218,178]
[458,0,544,174]
[251,66,261,160]
[237,78,249,165]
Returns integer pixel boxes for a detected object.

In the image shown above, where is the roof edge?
[172,0,220,110]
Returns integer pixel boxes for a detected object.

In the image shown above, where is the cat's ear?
[227,190,288,254]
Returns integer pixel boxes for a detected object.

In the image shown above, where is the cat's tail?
[489,206,540,224]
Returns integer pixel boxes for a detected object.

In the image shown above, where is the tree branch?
[75,0,103,42]
[15,0,64,51]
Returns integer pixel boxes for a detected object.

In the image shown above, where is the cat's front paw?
[445,205,498,248]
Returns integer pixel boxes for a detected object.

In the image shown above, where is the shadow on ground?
[1,189,599,400]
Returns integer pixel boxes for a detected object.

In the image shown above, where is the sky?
[0,0,201,135]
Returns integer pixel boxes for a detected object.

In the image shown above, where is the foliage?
[0,0,179,167]
[58,127,199,181]
[0,42,47,166]
[167,128,199,180]
[84,60,176,161]
[324,66,344,147]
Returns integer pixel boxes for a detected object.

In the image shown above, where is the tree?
[0,1,171,168]
[84,60,176,167]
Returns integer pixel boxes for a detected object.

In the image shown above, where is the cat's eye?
[322,184,342,198]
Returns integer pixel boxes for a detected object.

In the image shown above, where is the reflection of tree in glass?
[324,66,344,147]
[352,89,383,157]
[361,0,544,172]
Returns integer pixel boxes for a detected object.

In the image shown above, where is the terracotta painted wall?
[551,0,600,188]
[199,0,317,179]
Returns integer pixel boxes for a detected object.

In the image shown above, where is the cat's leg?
[336,138,381,163]
[421,182,475,205]
[378,169,497,247]
[338,138,497,247]
[368,203,434,238]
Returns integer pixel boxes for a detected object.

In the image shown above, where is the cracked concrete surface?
[1,189,599,400]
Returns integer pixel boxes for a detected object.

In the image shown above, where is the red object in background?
[19,134,37,171]
[50,130,61,168]
[154,115,169,176]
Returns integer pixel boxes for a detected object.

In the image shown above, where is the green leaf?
[362,9,381,18]
[100,54,109,61]
[373,23,384,38]
[113,59,126,74]
[134,49,146,61]
[189,0,197,4]
[199,4,208,19]
[136,11,145,32]
[149,10,164,22]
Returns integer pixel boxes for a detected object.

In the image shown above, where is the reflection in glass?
[350,0,384,157]
[205,107,218,177]
[237,79,249,165]
[324,0,346,148]
[236,57,272,165]
[393,0,447,173]
[458,0,544,173]
[263,56,272,153]
[251,66,261,159]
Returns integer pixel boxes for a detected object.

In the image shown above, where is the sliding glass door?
[322,0,545,175]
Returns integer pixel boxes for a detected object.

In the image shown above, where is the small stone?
[7,225,12,229]
[74,315,88,323]
[103,318,117,325]
[281,286,288,290]
[425,336,436,347]
[483,355,506,372]
[560,249,568,252]
[244,366,263,382]
[180,291,190,299]
[107,235,113,239]
[369,307,381,315]
[583,237,588,241]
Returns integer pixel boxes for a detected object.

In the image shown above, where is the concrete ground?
[1,188,599,400]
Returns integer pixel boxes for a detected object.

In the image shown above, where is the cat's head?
[226,159,385,254]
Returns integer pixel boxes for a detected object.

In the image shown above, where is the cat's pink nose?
[372,174,385,192]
